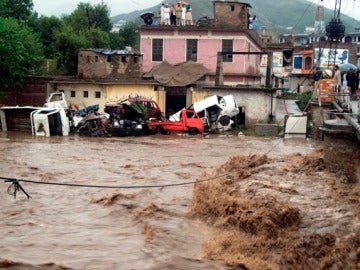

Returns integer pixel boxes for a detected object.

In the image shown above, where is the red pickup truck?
[147,109,204,135]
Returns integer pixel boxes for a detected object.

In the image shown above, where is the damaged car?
[105,99,152,136]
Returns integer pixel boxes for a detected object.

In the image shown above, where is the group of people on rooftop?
[159,1,193,26]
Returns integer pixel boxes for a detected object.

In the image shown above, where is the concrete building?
[77,48,143,80]
[139,1,266,86]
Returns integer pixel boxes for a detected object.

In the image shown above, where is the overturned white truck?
[170,95,239,132]
[31,92,70,136]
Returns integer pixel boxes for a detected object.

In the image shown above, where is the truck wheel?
[189,128,199,135]
[219,115,231,126]
[156,126,167,135]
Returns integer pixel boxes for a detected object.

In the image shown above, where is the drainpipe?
[265,52,273,88]
[266,52,274,121]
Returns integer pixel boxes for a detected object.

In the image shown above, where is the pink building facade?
[140,27,265,85]
[139,1,266,85]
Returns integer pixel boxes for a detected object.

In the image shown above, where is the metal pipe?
[332,101,360,134]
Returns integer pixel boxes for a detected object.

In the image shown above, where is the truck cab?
[147,109,204,135]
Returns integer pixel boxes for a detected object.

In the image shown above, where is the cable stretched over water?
[0,143,277,200]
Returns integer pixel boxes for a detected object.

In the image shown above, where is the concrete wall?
[52,82,161,112]
[78,50,143,80]
[203,87,276,127]
[106,84,157,103]
[54,83,106,110]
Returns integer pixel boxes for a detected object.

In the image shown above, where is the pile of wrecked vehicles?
[29,92,240,137]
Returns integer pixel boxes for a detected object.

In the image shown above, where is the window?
[121,56,127,63]
[294,56,302,69]
[83,91,89,98]
[304,56,312,70]
[230,5,235,11]
[95,91,101,98]
[152,39,163,61]
[70,90,76,97]
[186,39,198,62]
[107,55,112,62]
[283,50,292,67]
[222,39,233,62]
[87,56,90,63]
[95,56,98,62]
[134,56,138,63]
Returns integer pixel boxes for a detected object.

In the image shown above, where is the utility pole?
[215,52,224,86]
[325,0,345,67]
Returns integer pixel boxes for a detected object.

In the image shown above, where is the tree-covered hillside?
[111,0,359,33]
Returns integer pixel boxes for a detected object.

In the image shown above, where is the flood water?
[0,132,324,269]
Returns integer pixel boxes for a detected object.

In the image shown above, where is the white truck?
[31,92,70,136]
[170,95,239,132]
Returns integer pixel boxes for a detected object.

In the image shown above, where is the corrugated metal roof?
[80,48,143,56]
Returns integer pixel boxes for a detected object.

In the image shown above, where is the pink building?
[140,1,266,86]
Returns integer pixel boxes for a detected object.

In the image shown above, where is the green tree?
[0,0,33,21]
[28,14,62,58]
[91,4,112,32]
[85,27,110,48]
[64,2,112,32]
[0,17,43,90]
[63,2,91,32]
[118,21,139,49]
[54,25,110,74]
[54,2,113,74]
[109,32,124,50]
[54,24,90,75]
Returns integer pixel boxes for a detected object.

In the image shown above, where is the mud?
[0,131,359,270]
[191,138,360,270]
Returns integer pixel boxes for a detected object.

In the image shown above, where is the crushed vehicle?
[104,97,162,136]
[147,109,204,135]
[121,97,162,120]
[76,111,112,137]
[105,102,146,136]
[73,105,112,137]
[171,95,239,132]
[31,92,70,136]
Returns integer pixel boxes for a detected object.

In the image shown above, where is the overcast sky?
[32,0,162,17]
[32,0,359,19]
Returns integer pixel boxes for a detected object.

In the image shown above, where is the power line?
[0,139,282,199]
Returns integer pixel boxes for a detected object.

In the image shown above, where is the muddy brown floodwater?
[0,132,359,270]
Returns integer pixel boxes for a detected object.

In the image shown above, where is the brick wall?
[78,50,143,80]
[213,1,249,29]
[1,76,49,107]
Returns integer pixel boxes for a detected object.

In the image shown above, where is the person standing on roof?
[175,2,182,26]
[252,15,259,30]
[181,2,186,26]
[185,4,193,25]
[163,4,171,25]
[170,4,176,25]
[160,3,165,25]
